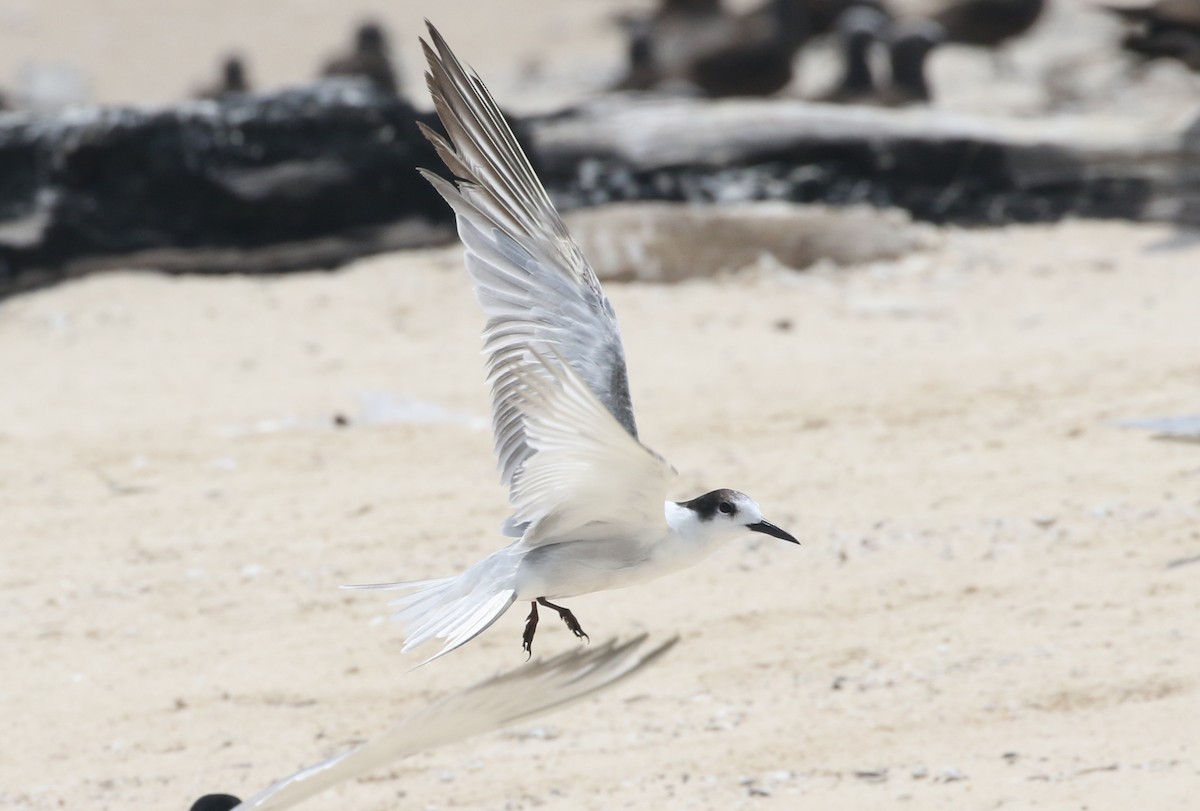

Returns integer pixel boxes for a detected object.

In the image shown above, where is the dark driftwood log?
[533,97,1200,227]
[0,81,454,296]
[0,83,1197,298]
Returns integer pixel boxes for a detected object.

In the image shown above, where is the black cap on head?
[679,489,742,521]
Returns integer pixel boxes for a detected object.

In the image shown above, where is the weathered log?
[0,81,454,297]
[0,83,1197,298]
[533,96,1198,227]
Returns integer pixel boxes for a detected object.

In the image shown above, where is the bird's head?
[672,489,798,545]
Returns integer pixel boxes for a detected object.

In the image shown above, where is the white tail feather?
[345,550,522,666]
[341,577,449,592]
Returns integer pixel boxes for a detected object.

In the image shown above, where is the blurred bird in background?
[815,5,891,102]
[815,5,944,105]
[614,0,812,96]
[881,20,945,104]
[1105,0,1200,71]
[612,0,1047,102]
[186,637,674,811]
[320,20,401,94]
[194,55,251,100]
[928,0,1046,72]
[170,0,1057,111]
[805,0,894,34]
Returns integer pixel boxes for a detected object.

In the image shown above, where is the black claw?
[565,617,588,640]
[522,601,539,659]
[537,598,589,644]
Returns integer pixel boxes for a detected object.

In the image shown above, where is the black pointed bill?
[748,520,799,545]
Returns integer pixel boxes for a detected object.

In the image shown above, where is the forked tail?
[344,550,520,666]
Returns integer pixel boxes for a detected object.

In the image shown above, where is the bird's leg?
[536,598,589,642]
[522,601,539,660]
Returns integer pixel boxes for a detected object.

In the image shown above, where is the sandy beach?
[2,1,1199,809]
[3,216,1198,809]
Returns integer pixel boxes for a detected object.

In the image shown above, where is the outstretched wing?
[504,346,674,545]
[418,24,650,526]
[232,635,677,810]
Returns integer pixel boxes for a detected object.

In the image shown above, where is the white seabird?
[191,635,675,810]
[348,24,799,665]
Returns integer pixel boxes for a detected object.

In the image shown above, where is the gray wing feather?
[233,635,677,810]
[419,25,638,497]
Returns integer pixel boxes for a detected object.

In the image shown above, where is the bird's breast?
[515,530,721,600]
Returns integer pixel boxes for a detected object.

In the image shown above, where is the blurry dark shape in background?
[193,55,251,101]
[0,82,453,296]
[0,4,1198,298]
[613,17,660,91]
[815,6,944,106]
[1124,27,1200,68]
[686,0,811,96]
[815,6,891,104]
[612,0,714,92]
[1105,0,1200,71]
[880,21,945,105]
[803,0,893,35]
[914,0,1045,79]
[320,21,402,95]
[613,0,1050,103]
[532,99,1171,230]
[3,85,1197,299]
[930,0,1046,51]
[613,0,813,96]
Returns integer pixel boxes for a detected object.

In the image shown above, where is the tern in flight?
[189,636,674,810]
[348,24,799,665]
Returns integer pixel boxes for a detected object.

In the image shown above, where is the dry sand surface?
[2,217,1199,809]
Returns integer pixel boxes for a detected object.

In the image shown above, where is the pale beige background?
[1,1,1199,809]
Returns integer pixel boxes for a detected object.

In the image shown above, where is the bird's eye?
[718,501,734,515]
